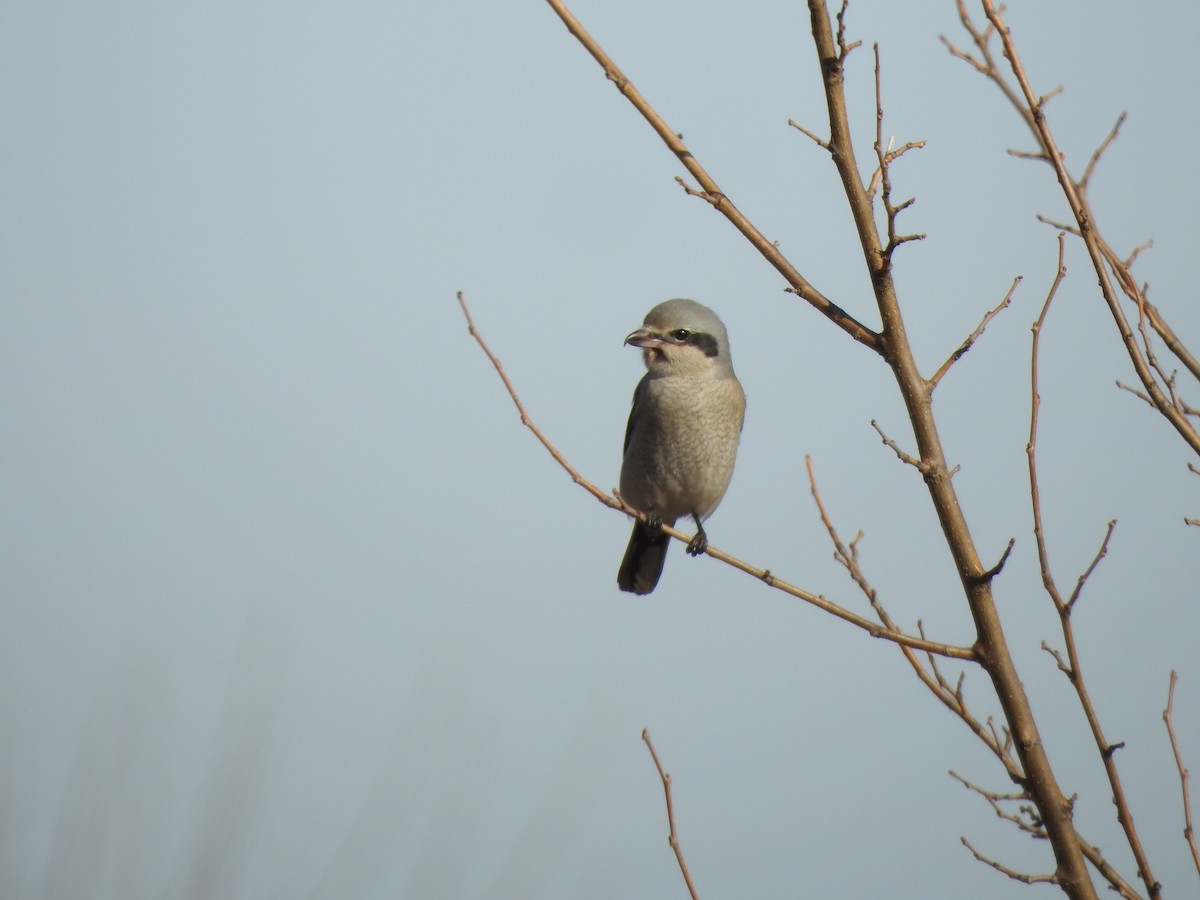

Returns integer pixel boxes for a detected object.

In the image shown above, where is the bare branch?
[872,44,926,259]
[1123,238,1153,269]
[1022,235,1160,898]
[961,836,1058,886]
[976,538,1015,586]
[1080,112,1127,190]
[457,292,619,511]
[870,419,927,471]
[834,0,859,59]
[543,0,882,353]
[1027,234,1070,609]
[950,770,1042,837]
[929,276,1021,390]
[807,458,1034,779]
[804,457,974,659]
[980,0,1200,456]
[642,730,700,900]
[1065,520,1116,613]
[1116,380,1155,409]
[788,117,830,150]
[1163,672,1200,879]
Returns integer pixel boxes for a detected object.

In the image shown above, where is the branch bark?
[806,3,1098,895]
[543,0,882,354]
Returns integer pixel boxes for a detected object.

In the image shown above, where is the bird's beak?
[624,327,662,349]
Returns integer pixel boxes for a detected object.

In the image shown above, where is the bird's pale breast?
[620,372,744,524]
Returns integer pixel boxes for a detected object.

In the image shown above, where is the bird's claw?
[686,531,708,556]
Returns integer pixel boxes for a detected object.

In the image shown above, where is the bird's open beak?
[624,327,662,348]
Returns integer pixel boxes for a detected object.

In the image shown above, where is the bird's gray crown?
[638,298,734,368]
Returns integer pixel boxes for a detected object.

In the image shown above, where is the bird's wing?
[623,374,649,454]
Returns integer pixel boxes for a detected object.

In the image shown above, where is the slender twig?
[456,292,618,511]
[805,4,1096,891]
[872,44,925,258]
[788,117,830,150]
[1080,112,1126,190]
[1025,240,1160,899]
[804,459,1033,785]
[543,0,881,353]
[961,837,1058,886]
[954,775,1146,900]
[1163,672,1200,878]
[869,419,927,471]
[642,730,700,900]
[458,292,972,659]
[950,770,1041,836]
[1027,235,1068,604]
[1064,521,1116,614]
[971,0,1200,456]
[949,3,1200,389]
[929,276,1021,390]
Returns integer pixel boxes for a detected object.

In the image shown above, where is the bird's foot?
[686,529,708,556]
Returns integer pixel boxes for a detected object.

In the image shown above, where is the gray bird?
[618,299,746,594]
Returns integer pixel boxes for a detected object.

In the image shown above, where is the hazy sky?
[3,1,1198,897]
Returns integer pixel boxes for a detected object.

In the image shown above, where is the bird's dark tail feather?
[618,523,671,595]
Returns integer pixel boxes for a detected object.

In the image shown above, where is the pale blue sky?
[3,1,1198,897]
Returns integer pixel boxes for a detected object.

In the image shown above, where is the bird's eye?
[670,329,692,342]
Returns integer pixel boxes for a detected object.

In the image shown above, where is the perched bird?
[617,299,746,594]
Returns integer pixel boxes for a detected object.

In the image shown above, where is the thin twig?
[872,44,925,259]
[1163,672,1200,878]
[803,460,1033,784]
[543,0,881,353]
[929,276,1021,390]
[1024,238,1160,899]
[869,419,927,471]
[949,770,1041,837]
[788,118,830,150]
[642,730,700,900]
[961,836,1058,886]
[978,0,1200,457]
[1080,112,1127,190]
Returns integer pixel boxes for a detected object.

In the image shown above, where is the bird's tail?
[617,523,671,595]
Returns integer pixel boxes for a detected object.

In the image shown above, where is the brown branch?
[458,292,973,659]
[1028,237,1068,606]
[457,291,620,512]
[929,276,1021,390]
[1164,672,1200,879]
[950,770,1042,837]
[1080,112,1126,191]
[1077,844,1144,900]
[805,4,1097,892]
[869,419,927,472]
[805,459,1034,782]
[642,730,700,900]
[950,4,1200,389]
[1064,520,1115,614]
[543,0,881,353]
[961,836,1058,886]
[788,117,830,150]
[1024,240,1161,899]
[872,44,926,258]
[951,770,1142,900]
[973,0,1200,456]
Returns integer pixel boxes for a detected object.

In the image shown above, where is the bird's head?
[625,298,735,377]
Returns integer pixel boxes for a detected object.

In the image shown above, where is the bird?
[617,299,745,594]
